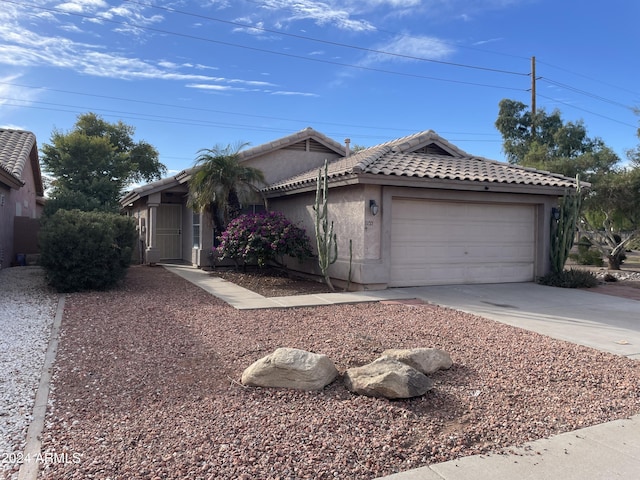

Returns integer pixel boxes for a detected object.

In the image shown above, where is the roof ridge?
[352,145,392,173]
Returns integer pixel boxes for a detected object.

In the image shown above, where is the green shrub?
[569,249,604,266]
[537,268,599,289]
[569,235,603,266]
[39,209,137,292]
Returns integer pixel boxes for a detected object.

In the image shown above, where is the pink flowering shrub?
[216,211,313,267]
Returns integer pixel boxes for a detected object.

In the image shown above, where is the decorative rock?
[381,348,453,374]
[241,347,338,391]
[343,358,433,399]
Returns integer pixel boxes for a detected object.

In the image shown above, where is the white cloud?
[260,0,376,32]
[194,63,220,71]
[0,74,42,112]
[360,34,455,66]
[186,84,236,91]
[56,0,108,14]
[269,90,318,97]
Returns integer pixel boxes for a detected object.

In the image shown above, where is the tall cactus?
[314,159,338,290]
[550,176,582,273]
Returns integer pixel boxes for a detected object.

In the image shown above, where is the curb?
[18,295,65,480]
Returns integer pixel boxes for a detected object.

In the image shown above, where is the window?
[192,212,200,248]
[240,203,266,215]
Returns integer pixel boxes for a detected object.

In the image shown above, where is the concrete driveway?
[399,282,640,359]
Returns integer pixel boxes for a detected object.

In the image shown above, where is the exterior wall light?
[369,199,379,216]
[551,207,561,221]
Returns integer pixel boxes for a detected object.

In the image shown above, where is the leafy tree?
[495,99,617,179]
[495,99,640,270]
[187,143,266,233]
[41,112,166,212]
[581,166,640,269]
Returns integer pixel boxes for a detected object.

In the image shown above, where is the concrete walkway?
[164,264,414,309]
[163,264,640,480]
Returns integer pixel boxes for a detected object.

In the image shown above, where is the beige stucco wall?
[269,183,386,288]
[242,150,341,185]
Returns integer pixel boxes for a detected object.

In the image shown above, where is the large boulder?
[343,358,433,399]
[241,347,338,391]
[381,348,453,374]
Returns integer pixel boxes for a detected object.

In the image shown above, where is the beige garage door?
[390,199,535,287]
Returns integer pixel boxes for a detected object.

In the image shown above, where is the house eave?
[264,172,581,198]
[0,168,23,189]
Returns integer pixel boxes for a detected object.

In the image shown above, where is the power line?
[537,59,640,98]
[537,93,637,129]
[3,98,503,144]
[539,78,634,111]
[0,80,498,136]
[123,0,529,77]
[9,0,526,92]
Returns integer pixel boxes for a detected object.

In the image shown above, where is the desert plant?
[537,268,598,288]
[39,209,136,292]
[216,211,312,268]
[313,160,338,290]
[550,177,582,273]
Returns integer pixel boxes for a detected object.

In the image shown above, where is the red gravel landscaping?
[40,265,640,479]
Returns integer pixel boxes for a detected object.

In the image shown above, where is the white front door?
[157,205,182,260]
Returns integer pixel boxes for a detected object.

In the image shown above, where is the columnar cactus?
[550,176,582,273]
[314,159,338,290]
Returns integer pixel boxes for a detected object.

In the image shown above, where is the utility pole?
[531,56,536,138]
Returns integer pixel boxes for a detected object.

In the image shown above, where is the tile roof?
[0,129,40,191]
[265,130,581,193]
[0,129,36,177]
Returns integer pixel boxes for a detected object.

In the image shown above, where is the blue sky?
[1,0,639,177]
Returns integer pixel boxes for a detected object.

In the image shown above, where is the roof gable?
[0,129,44,195]
[237,127,345,161]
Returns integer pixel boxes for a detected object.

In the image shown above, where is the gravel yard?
[34,265,640,479]
[0,267,59,480]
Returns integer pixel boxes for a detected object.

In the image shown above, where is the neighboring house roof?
[121,174,187,205]
[0,129,44,196]
[264,130,583,195]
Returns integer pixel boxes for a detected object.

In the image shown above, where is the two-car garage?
[389,199,536,287]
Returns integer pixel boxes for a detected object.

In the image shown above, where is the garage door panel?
[390,200,536,286]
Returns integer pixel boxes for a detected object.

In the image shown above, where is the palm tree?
[187,143,266,233]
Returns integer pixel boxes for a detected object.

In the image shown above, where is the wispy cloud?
[258,0,376,32]
[269,90,318,97]
[472,38,503,46]
[56,0,109,14]
[359,34,455,66]
[0,73,43,113]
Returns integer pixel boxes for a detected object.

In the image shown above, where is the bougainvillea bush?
[216,211,313,267]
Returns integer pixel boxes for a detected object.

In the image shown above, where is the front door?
[157,205,182,260]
